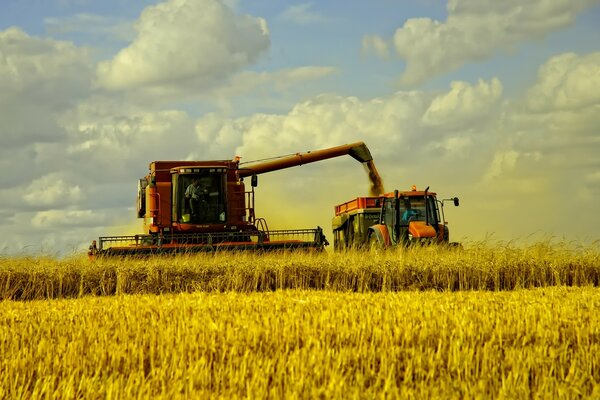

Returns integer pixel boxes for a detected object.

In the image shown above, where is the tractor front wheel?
[368,233,383,252]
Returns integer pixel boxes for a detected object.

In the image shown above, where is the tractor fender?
[368,224,391,248]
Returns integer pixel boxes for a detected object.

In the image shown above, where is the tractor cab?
[379,189,438,245]
[378,187,460,246]
[382,192,440,227]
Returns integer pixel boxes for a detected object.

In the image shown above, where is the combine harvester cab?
[89,142,374,257]
[332,186,460,250]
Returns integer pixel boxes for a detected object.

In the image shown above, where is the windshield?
[399,196,438,224]
[174,172,226,224]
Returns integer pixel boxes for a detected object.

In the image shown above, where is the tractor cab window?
[399,197,439,225]
[174,171,226,224]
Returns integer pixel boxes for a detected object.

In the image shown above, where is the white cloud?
[423,78,503,128]
[0,27,91,94]
[23,174,85,208]
[31,209,105,228]
[96,0,270,92]
[1,6,599,255]
[0,27,92,148]
[233,92,426,159]
[278,3,331,25]
[525,52,600,112]
[474,51,600,226]
[390,0,597,85]
[506,52,600,158]
[63,107,199,184]
[191,61,600,242]
[191,83,502,238]
[195,78,504,169]
[428,135,473,156]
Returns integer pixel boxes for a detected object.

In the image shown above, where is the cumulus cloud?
[222,78,502,162]
[511,52,600,153]
[0,27,92,148]
[0,24,207,254]
[63,106,199,185]
[525,52,600,112]
[23,174,85,208]
[31,209,105,228]
[190,55,600,242]
[195,77,504,177]
[189,79,507,239]
[423,78,503,128]
[2,7,599,254]
[475,50,600,229]
[96,0,270,92]
[427,135,473,156]
[388,0,597,85]
[231,92,427,159]
[0,27,90,93]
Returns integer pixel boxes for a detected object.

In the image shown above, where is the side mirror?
[453,197,460,207]
[251,175,258,188]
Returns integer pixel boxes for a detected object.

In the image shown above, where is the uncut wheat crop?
[1,243,599,399]
[1,242,599,300]
[1,287,599,399]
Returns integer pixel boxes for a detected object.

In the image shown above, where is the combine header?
[332,186,460,250]
[89,142,374,257]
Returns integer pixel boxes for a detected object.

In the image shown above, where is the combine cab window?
[174,172,227,224]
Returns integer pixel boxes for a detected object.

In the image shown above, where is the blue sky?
[1,0,599,254]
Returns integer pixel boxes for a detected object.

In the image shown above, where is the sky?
[1,0,600,255]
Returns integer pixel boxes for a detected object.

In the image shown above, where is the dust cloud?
[364,160,385,196]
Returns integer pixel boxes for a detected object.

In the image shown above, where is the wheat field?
[2,288,599,399]
[1,242,599,300]
[1,243,599,398]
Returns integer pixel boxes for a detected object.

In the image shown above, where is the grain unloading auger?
[89,142,374,257]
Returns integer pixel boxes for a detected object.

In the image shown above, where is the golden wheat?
[1,287,599,399]
[1,242,599,300]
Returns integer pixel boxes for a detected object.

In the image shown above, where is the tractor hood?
[408,221,437,239]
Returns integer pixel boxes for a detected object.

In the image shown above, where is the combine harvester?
[89,142,375,257]
[332,186,460,250]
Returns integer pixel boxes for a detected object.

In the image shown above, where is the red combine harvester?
[332,186,460,250]
[89,142,374,256]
